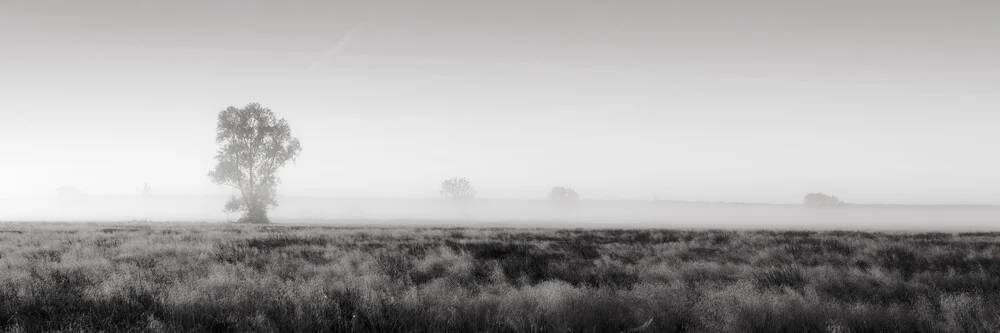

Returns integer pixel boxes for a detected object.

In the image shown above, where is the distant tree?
[208,103,302,224]
[803,193,844,206]
[440,177,476,201]
[549,186,580,203]
[549,187,566,201]
[141,183,152,198]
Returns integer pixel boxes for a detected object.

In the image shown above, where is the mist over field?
[3,0,1000,226]
[3,195,1000,231]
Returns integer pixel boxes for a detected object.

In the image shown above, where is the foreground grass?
[0,223,998,332]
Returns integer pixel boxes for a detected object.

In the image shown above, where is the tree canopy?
[208,103,302,223]
[440,177,476,201]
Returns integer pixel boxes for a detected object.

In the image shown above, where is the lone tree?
[209,103,302,223]
[549,186,580,204]
[803,193,844,206]
[440,177,476,201]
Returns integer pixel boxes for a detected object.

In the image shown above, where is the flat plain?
[0,223,998,332]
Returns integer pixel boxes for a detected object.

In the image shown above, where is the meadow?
[0,223,998,333]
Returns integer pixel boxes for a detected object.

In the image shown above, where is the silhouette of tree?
[803,193,844,206]
[141,183,152,198]
[208,103,302,224]
[549,187,566,201]
[440,177,476,201]
[549,186,580,203]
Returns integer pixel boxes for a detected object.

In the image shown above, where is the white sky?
[1,0,999,204]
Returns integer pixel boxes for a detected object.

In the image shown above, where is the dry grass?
[0,223,998,332]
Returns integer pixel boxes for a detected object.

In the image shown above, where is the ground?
[0,223,998,332]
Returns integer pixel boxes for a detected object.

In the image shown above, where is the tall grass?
[0,224,998,332]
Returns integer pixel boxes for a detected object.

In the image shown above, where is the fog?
[2,194,1000,232]
[2,1,999,228]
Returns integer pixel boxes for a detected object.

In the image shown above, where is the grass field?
[1,223,999,332]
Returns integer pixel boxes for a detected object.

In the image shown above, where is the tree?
[803,193,844,206]
[549,186,580,203]
[440,177,476,201]
[208,103,302,224]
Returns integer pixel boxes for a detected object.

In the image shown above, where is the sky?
[1,0,999,204]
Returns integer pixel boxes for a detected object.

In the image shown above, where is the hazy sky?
[1,0,999,204]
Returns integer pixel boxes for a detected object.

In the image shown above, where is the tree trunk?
[241,200,270,224]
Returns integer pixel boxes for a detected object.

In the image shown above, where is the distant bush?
[804,193,845,206]
[440,177,476,200]
[548,186,580,205]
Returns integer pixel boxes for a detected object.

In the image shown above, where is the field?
[0,223,999,332]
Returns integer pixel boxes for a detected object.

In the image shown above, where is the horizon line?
[9,193,1000,208]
